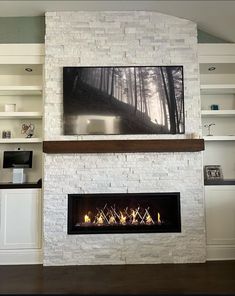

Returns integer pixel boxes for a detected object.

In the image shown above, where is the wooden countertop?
[0,182,41,189]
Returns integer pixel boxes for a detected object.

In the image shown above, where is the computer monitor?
[3,151,33,169]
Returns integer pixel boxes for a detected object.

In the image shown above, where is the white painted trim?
[0,138,42,143]
[0,44,45,64]
[200,84,235,94]
[199,56,235,64]
[201,110,235,117]
[198,44,235,63]
[0,44,45,56]
[0,249,42,265]
[204,136,235,141]
[206,245,235,261]
[0,85,42,93]
[0,56,44,64]
[0,112,42,119]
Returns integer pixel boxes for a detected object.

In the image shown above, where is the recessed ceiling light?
[208,67,216,71]
[25,68,33,72]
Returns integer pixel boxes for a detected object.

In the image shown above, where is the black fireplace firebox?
[68,193,181,234]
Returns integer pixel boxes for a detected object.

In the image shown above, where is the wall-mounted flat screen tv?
[3,151,33,168]
[63,66,184,135]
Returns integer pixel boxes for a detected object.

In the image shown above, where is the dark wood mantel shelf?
[43,139,204,154]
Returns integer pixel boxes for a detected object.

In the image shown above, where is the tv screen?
[63,66,184,135]
[3,151,33,168]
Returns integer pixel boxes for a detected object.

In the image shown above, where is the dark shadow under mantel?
[43,139,204,154]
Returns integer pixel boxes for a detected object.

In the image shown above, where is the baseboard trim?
[207,245,235,260]
[0,249,42,265]
[1,246,234,264]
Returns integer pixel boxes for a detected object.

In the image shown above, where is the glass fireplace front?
[68,192,181,234]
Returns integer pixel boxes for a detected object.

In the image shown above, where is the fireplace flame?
[157,212,161,224]
[131,209,138,224]
[84,214,91,223]
[120,212,127,225]
[79,205,163,227]
[109,215,116,224]
[97,214,104,224]
[146,213,153,224]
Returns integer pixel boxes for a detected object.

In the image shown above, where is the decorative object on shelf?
[2,130,11,138]
[210,104,219,110]
[204,123,215,136]
[4,104,16,112]
[204,165,223,181]
[21,123,35,138]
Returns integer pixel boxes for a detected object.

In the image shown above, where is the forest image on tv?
[63,66,184,135]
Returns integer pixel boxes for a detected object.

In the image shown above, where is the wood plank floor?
[0,261,235,295]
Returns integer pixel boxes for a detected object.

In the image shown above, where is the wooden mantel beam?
[43,139,204,154]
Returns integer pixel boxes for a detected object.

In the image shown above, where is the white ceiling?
[0,0,235,43]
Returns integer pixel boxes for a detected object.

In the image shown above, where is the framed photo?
[204,165,223,181]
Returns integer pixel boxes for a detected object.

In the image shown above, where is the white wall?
[43,11,205,265]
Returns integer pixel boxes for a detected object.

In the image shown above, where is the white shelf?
[204,136,235,141]
[200,84,235,94]
[0,112,42,119]
[201,110,235,117]
[0,138,42,143]
[0,85,42,96]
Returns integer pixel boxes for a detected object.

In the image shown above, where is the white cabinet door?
[205,186,235,245]
[0,189,41,249]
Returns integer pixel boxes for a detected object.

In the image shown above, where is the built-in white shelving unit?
[0,44,44,183]
[204,136,235,141]
[0,44,44,265]
[0,85,42,96]
[199,43,235,260]
[0,112,42,119]
[0,137,42,143]
[201,110,235,117]
[0,74,42,144]
[200,84,235,94]
[200,47,235,146]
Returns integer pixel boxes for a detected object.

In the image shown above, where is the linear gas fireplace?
[68,193,181,234]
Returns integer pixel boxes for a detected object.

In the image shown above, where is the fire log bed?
[76,204,162,226]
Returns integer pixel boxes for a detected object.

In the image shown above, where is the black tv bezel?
[3,151,33,169]
[63,65,185,135]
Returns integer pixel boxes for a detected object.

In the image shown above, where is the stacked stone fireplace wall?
[44,11,206,265]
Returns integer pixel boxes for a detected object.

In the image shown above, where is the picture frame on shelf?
[204,165,223,181]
